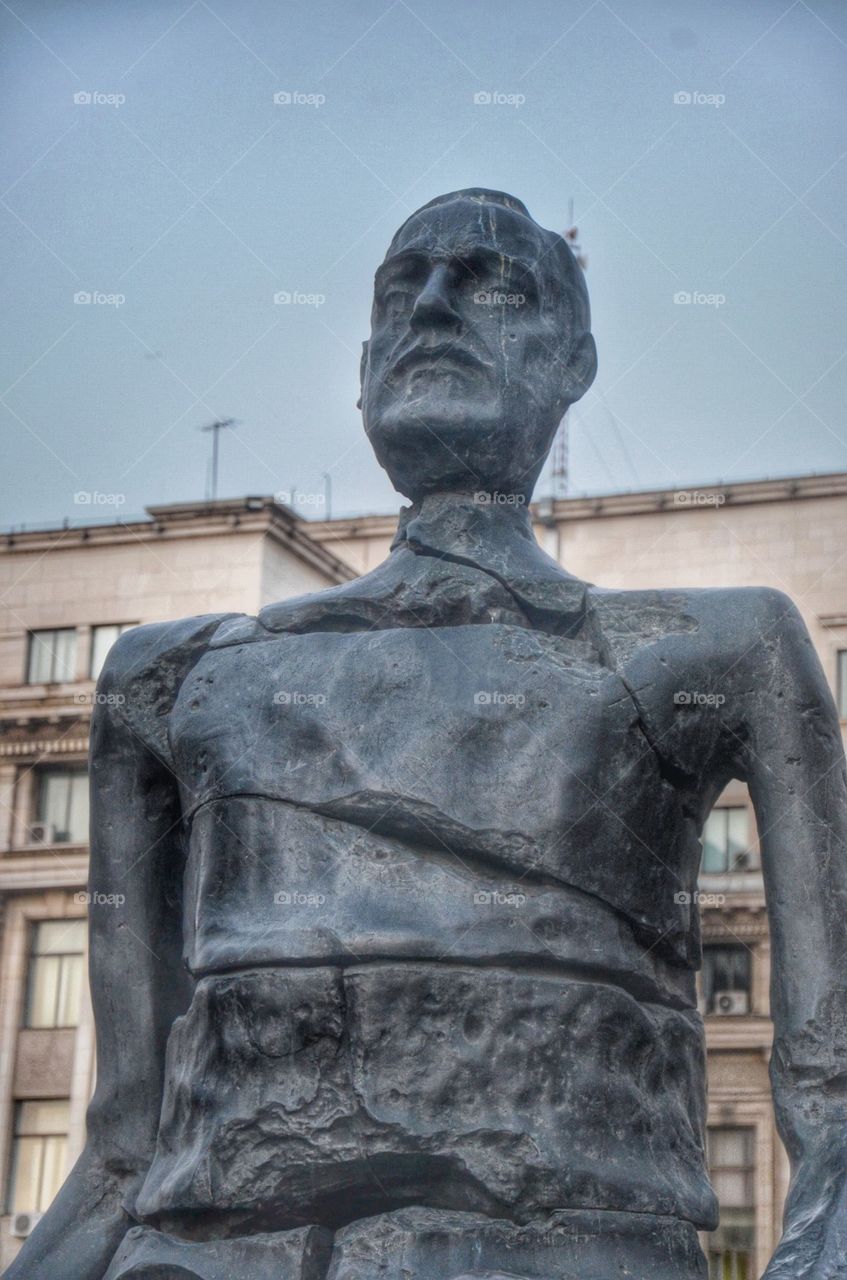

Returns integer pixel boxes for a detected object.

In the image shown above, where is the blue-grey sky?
[2,0,846,526]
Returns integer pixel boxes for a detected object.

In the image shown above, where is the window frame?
[701,805,756,874]
[6,1099,70,1214]
[33,765,89,845]
[22,919,87,1030]
[837,649,847,719]
[707,1125,756,1280]
[88,622,136,680]
[25,629,77,685]
[701,943,753,1015]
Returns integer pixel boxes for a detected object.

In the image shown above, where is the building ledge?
[0,851,88,889]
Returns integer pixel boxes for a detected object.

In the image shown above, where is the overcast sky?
[2,0,846,527]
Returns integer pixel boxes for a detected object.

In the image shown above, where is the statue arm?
[736,589,847,1277]
[3,620,216,1280]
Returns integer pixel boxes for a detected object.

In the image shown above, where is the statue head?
[360,188,597,503]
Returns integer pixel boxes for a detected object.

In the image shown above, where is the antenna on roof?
[198,419,238,501]
[549,201,588,502]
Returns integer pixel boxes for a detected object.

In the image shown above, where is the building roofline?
[0,496,354,583]
[306,470,847,540]
[3,471,846,555]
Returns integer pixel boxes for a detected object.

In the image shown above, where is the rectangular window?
[89,623,135,679]
[707,1126,755,1280]
[24,920,87,1029]
[838,650,847,719]
[701,944,752,1015]
[702,807,755,873]
[26,630,76,684]
[35,767,89,844]
[7,1100,70,1214]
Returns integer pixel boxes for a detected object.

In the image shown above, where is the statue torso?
[133,539,737,1234]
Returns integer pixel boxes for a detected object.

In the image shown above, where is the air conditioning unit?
[27,822,55,844]
[714,989,750,1016]
[10,1210,42,1238]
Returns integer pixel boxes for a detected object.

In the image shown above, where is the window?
[838,650,847,719]
[702,807,755,873]
[35,767,89,844]
[707,1126,755,1280]
[7,1100,69,1213]
[701,944,751,1015]
[89,623,135,679]
[24,920,87,1028]
[26,629,76,684]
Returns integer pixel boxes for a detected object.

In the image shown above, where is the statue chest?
[170,625,700,960]
[173,624,640,831]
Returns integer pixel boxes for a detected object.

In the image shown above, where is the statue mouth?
[389,342,490,383]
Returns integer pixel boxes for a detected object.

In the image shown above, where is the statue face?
[360,194,596,502]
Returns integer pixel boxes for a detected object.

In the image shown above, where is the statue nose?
[410,264,461,333]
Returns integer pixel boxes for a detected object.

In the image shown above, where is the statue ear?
[564,330,598,404]
[356,340,369,411]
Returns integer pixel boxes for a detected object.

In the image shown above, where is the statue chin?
[364,401,553,501]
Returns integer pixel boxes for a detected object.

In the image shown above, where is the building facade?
[2,474,846,1277]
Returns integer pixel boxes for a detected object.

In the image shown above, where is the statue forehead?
[386,198,550,265]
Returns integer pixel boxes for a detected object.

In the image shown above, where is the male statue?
[8,189,847,1280]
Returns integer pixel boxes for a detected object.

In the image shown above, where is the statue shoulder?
[585,582,804,668]
[93,613,242,764]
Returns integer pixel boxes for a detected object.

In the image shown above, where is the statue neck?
[392,488,537,554]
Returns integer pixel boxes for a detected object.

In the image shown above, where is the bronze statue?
[9,190,847,1280]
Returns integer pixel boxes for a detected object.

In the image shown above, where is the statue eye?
[379,283,414,314]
